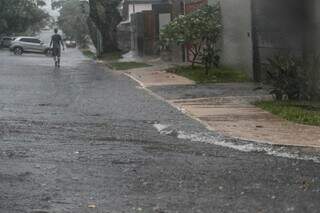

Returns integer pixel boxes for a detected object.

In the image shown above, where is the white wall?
[209,0,253,78]
[159,13,171,30]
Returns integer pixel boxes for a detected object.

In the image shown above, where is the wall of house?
[253,0,305,56]
[252,0,305,80]
[128,4,153,21]
[208,0,319,81]
[209,0,307,81]
[117,22,131,52]
[305,0,320,54]
[131,10,158,56]
[159,13,171,30]
[209,0,253,78]
[152,3,172,40]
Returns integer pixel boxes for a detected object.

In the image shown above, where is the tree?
[36,0,46,7]
[0,0,49,35]
[160,4,222,74]
[88,0,122,53]
[57,0,90,48]
[52,0,67,10]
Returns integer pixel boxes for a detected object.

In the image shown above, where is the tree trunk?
[88,0,122,53]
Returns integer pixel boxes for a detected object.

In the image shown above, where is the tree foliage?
[57,0,90,48]
[160,4,222,73]
[36,0,46,7]
[0,0,49,35]
[52,0,66,10]
[88,0,122,53]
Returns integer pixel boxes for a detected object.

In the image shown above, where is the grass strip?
[256,101,320,126]
[167,66,250,84]
[81,49,97,59]
[109,62,151,70]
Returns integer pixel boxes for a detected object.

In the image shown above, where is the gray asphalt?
[0,48,319,213]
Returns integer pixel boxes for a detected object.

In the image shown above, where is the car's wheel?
[45,49,53,57]
[14,47,23,55]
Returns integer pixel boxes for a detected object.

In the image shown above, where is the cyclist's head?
[54,28,58,34]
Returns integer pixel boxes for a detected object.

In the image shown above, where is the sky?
[42,0,59,18]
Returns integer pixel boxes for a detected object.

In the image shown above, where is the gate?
[143,11,156,55]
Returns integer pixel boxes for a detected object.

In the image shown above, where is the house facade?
[118,0,157,52]
[118,0,320,82]
[118,0,171,55]
[209,0,320,81]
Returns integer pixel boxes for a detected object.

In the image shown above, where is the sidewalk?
[115,55,195,87]
[125,68,194,87]
[170,96,320,148]
[123,62,320,148]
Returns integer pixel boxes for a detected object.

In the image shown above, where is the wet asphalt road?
[0,47,319,213]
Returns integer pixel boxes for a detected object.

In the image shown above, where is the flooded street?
[0,46,319,213]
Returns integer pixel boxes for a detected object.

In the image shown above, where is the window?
[20,38,29,42]
[20,38,41,43]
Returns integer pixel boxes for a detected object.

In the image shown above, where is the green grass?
[81,49,97,59]
[99,52,122,61]
[109,62,151,70]
[256,101,320,126]
[167,66,250,84]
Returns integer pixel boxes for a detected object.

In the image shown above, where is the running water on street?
[0,31,319,212]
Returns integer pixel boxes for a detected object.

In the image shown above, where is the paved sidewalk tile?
[125,69,194,87]
[170,96,320,148]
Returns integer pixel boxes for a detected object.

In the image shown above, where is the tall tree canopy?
[52,0,67,10]
[57,0,90,47]
[88,0,122,52]
[0,0,49,35]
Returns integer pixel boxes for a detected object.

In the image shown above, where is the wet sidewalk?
[169,96,320,148]
[111,54,195,87]
[123,64,320,148]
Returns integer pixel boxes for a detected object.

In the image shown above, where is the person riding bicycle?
[50,29,65,67]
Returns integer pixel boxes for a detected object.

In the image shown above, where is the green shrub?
[81,49,96,59]
[167,66,249,83]
[160,4,222,74]
[266,54,320,101]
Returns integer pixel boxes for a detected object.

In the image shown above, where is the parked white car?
[10,37,52,56]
